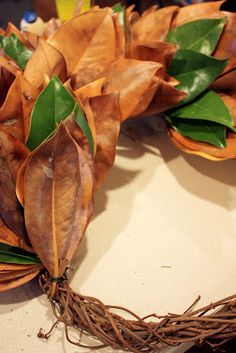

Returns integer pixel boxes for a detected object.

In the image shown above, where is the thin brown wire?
[38,272,236,353]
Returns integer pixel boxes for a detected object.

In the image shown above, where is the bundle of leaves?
[1,1,236,352]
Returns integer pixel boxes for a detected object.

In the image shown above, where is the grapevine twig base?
[39,272,236,353]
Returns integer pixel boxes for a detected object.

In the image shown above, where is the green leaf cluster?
[166,18,234,148]
[0,34,32,69]
[0,243,41,265]
[26,77,94,153]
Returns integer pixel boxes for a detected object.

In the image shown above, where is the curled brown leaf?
[214,12,236,74]
[0,267,41,292]
[0,73,24,142]
[48,9,117,75]
[141,77,187,116]
[131,6,179,42]
[89,93,120,189]
[212,69,236,91]
[103,59,162,120]
[172,1,224,27]
[24,123,94,278]
[0,130,29,245]
[126,41,177,70]
[0,265,42,283]
[24,39,66,89]
[74,77,106,102]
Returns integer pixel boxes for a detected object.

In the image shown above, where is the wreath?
[0,1,236,352]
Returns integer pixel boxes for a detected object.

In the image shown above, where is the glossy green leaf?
[166,18,226,55]
[166,115,226,148]
[27,77,94,152]
[168,49,227,105]
[27,77,75,150]
[0,243,41,265]
[0,34,32,69]
[112,3,125,26]
[74,105,94,154]
[169,90,235,131]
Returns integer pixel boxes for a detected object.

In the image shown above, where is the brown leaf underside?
[24,124,93,277]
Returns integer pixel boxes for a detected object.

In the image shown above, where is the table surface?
[1,116,236,353]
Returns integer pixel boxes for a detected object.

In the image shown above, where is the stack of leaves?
[0,2,236,351]
[0,0,235,291]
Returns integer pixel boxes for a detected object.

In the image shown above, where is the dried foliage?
[0,1,236,352]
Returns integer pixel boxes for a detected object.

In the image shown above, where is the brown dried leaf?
[212,69,236,91]
[172,1,224,27]
[0,218,30,251]
[24,123,94,277]
[71,61,111,89]
[24,39,66,89]
[21,76,40,141]
[125,5,139,43]
[139,77,188,116]
[131,6,179,42]
[16,157,27,207]
[0,130,29,245]
[141,5,159,18]
[0,54,19,108]
[0,54,19,77]
[0,265,41,283]
[63,114,95,180]
[214,12,236,74]
[42,18,60,40]
[0,267,40,292]
[0,158,27,242]
[0,72,39,142]
[0,73,24,141]
[89,93,120,189]
[0,263,39,271]
[48,9,117,75]
[74,77,106,102]
[126,41,177,70]
[22,31,40,50]
[103,59,162,120]
[0,129,28,180]
[112,13,125,58]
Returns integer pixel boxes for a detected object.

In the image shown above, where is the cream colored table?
[1,116,236,353]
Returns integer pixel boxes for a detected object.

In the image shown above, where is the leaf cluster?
[0,2,236,291]
[166,18,233,148]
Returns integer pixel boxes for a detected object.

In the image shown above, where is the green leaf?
[74,105,94,154]
[166,115,226,148]
[0,243,41,265]
[166,18,226,56]
[112,3,125,26]
[27,77,94,153]
[169,90,235,131]
[168,49,227,105]
[0,34,32,69]
[27,77,75,150]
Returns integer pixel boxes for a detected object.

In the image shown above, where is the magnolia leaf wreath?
[1,1,236,352]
